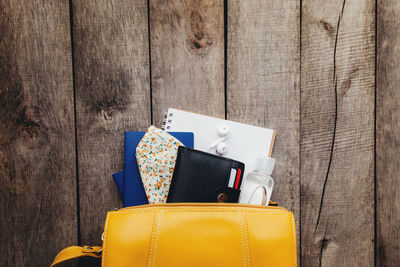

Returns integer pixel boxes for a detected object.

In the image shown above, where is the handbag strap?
[50,245,101,266]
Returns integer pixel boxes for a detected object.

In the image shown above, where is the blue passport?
[113,131,194,207]
[112,170,125,197]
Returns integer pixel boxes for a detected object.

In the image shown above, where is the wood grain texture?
[377,1,400,266]
[227,0,300,259]
[72,0,150,246]
[0,1,77,266]
[150,0,225,125]
[301,0,375,266]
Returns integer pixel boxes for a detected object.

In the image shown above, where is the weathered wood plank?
[150,0,225,125]
[227,0,300,260]
[377,1,400,266]
[72,0,150,247]
[301,0,375,266]
[0,1,76,266]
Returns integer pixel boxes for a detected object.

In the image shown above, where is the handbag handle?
[50,245,101,266]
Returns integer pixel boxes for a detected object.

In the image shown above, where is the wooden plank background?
[1,0,399,266]
[301,0,375,266]
[377,0,400,266]
[0,1,77,266]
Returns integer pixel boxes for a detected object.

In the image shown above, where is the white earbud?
[216,142,228,155]
[209,124,230,155]
[217,124,230,137]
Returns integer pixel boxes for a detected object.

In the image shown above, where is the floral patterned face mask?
[136,126,184,204]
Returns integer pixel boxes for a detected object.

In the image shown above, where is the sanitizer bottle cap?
[255,156,275,176]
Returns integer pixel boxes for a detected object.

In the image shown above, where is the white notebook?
[162,108,276,178]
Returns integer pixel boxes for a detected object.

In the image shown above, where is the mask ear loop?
[247,185,267,206]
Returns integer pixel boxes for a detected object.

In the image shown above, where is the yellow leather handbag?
[51,203,297,267]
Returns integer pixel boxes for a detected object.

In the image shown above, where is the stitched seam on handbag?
[115,210,287,215]
[102,213,110,267]
[153,210,163,267]
[291,214,296,267]
[147,209,159,267]
[239,210,246,267]
[243,210,251,267]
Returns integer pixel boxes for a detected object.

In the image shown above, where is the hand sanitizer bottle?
[239,156,275,205]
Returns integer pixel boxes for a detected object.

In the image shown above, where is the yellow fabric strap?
[50,245,101,266]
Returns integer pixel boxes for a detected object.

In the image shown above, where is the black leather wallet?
[167,146,245,203]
